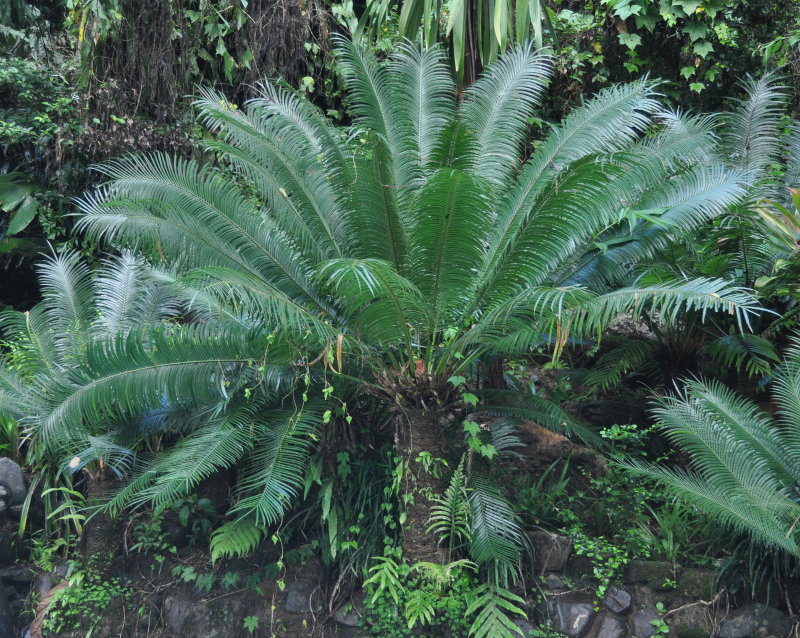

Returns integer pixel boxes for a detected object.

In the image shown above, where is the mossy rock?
[622,560,675,589]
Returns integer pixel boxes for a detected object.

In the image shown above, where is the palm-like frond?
[467,473,526,576]
[720,72,787,189]
[702,334,779,378]
[622,366,800,556]
[37,323,280,448]
[458,43,552,185]
[231,402,326,526]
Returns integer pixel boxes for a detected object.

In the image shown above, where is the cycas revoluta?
[1,39,759,574]
[623,336,800,557]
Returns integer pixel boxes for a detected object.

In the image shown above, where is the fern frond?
[466,582,528,638]
[702,334,779,378]
[210,519,267,561]
[467,473,526,576]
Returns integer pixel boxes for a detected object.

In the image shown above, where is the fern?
[404,588,437,629]
[466,582,528,638]
[210,519,267,562]
[427,456,469,559]
[363,556,403,605]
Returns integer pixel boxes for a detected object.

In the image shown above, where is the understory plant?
[0,36,761,633]
[624,337,800,557]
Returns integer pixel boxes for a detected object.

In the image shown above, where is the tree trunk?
[396,408,448,565]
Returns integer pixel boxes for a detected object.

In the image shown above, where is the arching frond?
[94,252,178,335]
[467,473,526,575]
[407,168,493,324]
[318,258,429,350]
[458,43,552,185]
[621,369,800,556]
[231,402,326,526]
[720,72,787,184]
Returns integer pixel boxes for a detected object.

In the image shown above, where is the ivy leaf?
[634,11,658,30]
[614,3,643,20]
[448,375,467,387]
[480,444,498,460]
[693,40,714,58]
[463,420,481,437]
[689,82,706,93]
[243,616,259,633]
[683,20,707,42]
[680,65,696,79]
[618,32,642,50]
[462,392,479,407]
[675,0,703,13]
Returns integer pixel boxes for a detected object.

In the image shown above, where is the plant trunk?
[396,408,447,565]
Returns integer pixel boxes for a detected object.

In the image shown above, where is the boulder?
[718,604,792,638]
[628,608,660,638]
[0,458,25,506]
[586,612,626,638]
[544,574,565,591]
[670,604,714,638]
[285,579,321,614]
[531,531,573,573]
[623,561,674,589]
[674,569,715,601]
[539,592,596,638]
[334,593,363,628]
[603,586,631,614]
[579,400,646,429]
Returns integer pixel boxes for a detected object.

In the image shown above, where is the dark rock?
[285,579,320,614]
[339,628,370,638]
[629,608,660,638]
[539,592,596,638]
[163,594,278,638]
[718,604,792,638]
[0,459,25,505]
[531,531,573,573]
[196,474,231,513]
[35,573,52,598]
[586,612,626,638]
[544,573,565,591]
[670,604,713,638]
[0,566,35,585]
[603,585,631,614]
[629,584,656,609]
[623,561,674,588]
[513,619,536,637]
[51,561,70,580]
[0,583,13,638]
[334,595,363,628]
[164,596,208,633]
[674,568,715,600]
[579,400,646,429]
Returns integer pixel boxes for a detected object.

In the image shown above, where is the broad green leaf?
[7,196,39,235]
[683,19,707,42]
[693,40,714,57]
[618,32,642,49]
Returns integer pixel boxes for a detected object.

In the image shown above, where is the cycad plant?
[567,73,800,389]
[1,39,759,574]
[623,337,800,557]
